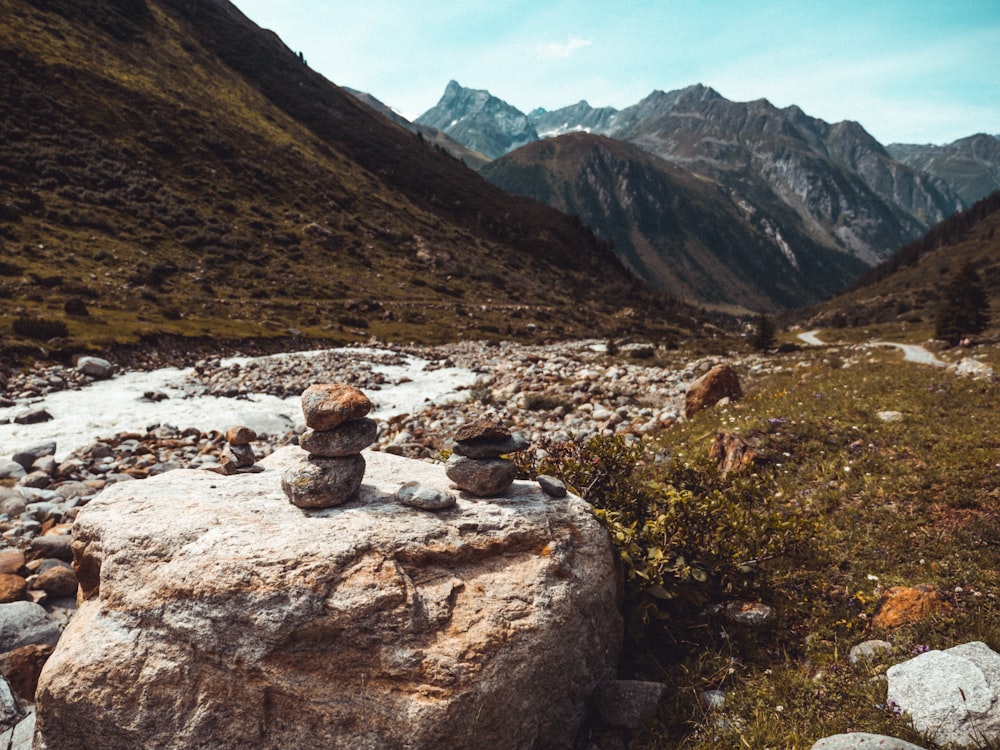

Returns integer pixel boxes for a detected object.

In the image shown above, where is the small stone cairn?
[282,384,377,508]
[444,415,528,497]
[215,426,263,475]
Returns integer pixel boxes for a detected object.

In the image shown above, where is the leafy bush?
[12,316,69,340]
[516,435,805,640]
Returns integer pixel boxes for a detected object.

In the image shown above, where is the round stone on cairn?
[445,415,526,497]
[282,384,375,508]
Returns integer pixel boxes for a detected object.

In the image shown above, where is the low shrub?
[12,316,69,340]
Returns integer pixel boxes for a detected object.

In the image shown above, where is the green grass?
[553,341,1000,749]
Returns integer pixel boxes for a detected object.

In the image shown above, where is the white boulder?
[34,446,621,749]
[886,641,1000,748]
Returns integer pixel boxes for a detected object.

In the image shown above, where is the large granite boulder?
[34,447,621,750]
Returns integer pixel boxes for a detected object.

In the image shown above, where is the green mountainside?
[0,0,683,356]
[800,190,1000,328]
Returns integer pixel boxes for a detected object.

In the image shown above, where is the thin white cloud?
[536,35,593,60]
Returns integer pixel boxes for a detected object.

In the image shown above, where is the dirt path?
[797,330,947,367]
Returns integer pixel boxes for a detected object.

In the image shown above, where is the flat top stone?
[300,383,373,431]
[454,415,511,443]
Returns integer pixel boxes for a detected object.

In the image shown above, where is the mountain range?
[0,0,684,354]
[414,81,999,309]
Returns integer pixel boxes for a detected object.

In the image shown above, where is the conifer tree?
[752,313,776,351]
[934,262,990,345]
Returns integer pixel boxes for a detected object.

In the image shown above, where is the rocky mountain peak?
[415,81,538,160]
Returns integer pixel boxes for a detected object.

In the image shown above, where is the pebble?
[394,481,457,510]
[452,433,530,459]
[536,475,567,498]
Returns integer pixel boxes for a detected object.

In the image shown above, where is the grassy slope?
[0,0,686,357]
[591,339,1000,748]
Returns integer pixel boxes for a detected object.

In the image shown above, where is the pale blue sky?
[232,0,999,145]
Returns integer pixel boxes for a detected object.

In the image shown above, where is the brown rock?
[685,365,742,419]
[709,431,762,477]
[454,415,511,443]
[281,453,366,508]
[0,573,26,603]
[0,549,25,575]
[225,426,257,446]
[0,643,54,701]
[872,584,952,630]
[31,565,78,598]
[300,384,373,431]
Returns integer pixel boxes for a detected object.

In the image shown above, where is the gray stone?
[887,641,1000,748]
[299,418,378,457]
[445,455,517,497]
[537,475,567,498]
[0,461,25,481]
[76,356,113,379]
[810,733,926,750]
[592,680,666,730]
[10,442,56,470]
[700,689,726,710]
[0,675,25,734]
[453,433,530,459]
[16,472,50,490]
[28,535,72,562]
[394,481,457,510]
[0,602,61,652]
[848,639,894,667]
[281,452,366,508]
[13,410,52,426]
[0,492,26,518]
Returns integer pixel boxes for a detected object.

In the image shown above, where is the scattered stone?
[76,356,113,379]
[700,690,726,710]
[713,601,776,626]
[394,481,457,510]
[685,364,742,418]
[445,454,518,497]
[877,411,904,422]
[11,442,57,471]
[592,680,667,730]
[28,535,73,563]
[281,453,366,508]
[453,433,530,459]
[709,430,762,477]
[886,641,1000,749]
[0,602,61,652]
[13,409,52,426]
[810,733,927,750]
[300,383,372,431]
[537,475,567,498]
[0,551,24,576]
[30,565,77,599]
[0,675,25,735]
[299,419,378,457]
[0,575,26,604]
[955,358,994,380]
[0,644,54,702]
[17,471,51,489]
[0,461,25,480]
[872,584,951,630]
[848,639,894,667]
[454,415,511,442]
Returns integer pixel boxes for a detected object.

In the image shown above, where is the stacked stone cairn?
[282,384,378,508]
[214,426,263,475]
[444,415,529,497]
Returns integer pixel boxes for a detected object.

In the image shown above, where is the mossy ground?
[599,328,1000,748]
